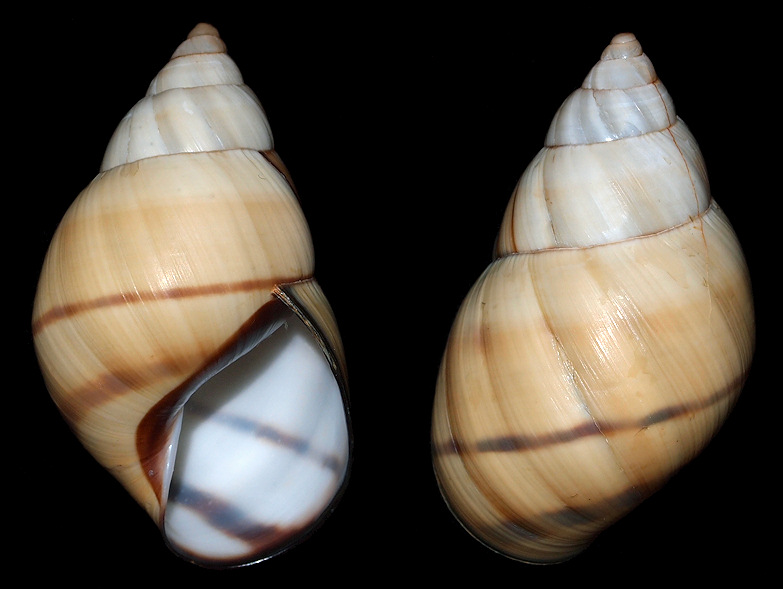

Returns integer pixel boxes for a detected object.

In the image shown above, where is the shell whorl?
[101,23,273,171]
[496,33,708,254]
[432,32,755,565]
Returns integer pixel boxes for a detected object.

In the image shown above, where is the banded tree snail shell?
[430,32,755,564]
[31,23,352,568]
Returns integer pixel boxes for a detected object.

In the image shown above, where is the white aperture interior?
[163,308,349,564]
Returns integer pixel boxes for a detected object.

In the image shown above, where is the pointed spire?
[171,23,226,59]
[101,23,272,171]
[545,32,674,146]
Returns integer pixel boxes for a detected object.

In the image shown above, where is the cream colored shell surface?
[431,32,755,563]
[32,23,351,568]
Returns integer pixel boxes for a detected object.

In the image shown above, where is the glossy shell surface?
[431,32,755,563]
[32,23,351,568]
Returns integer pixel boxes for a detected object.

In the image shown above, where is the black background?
[17,6,772,584]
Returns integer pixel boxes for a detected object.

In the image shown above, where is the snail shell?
[32,23,351,568]
[431,32,755,563]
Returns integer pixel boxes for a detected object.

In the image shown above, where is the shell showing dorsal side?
[431,33,755,564]
[32,24,351,568]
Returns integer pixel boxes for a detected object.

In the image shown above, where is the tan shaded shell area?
[29,20,356,570]
[432,203,754,563]
[32,148,315,521]
[24,12,764,583]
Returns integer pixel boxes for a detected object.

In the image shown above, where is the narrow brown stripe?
[170,485,287,544]
[186,403,345,474]
[475,421,602,453]
[434,372,745,457]
[167,484,313,568]
[32,276,302,335]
